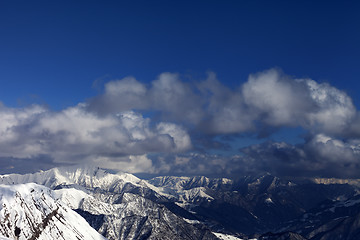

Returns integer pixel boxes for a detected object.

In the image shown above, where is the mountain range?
[0,166,360,240]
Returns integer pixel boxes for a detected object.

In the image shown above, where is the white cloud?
[0,104,191,172]
[149,73,204,123]
[93,154,154,173]
[305,80,356,134]
[88,69,358,137]
[197,73,255,134]
[89,73,204,124]
[243,69,312,126]
[307,134,360,163]
[156,122,192,152]
[89,77,148,114]
[237,134,360,178]
[242,69,357,136]
[0,104,45,144]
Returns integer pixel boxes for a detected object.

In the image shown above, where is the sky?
[0,1,360,178]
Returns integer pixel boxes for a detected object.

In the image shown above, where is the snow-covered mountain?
[0,166,161,195]
[1,166,360,239]
[0,183,106,240]
[0,167,219,240]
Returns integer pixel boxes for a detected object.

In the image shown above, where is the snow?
[0,183,107,240]
[0,166,172,199]
[213,232,244,240]
[0,167,231,209]
[53,188,90,209]
[0,236,12,240]
[183,218,201,224]
[147,175,234,204]
[312,177,360,187]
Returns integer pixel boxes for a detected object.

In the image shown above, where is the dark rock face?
[74,209,105,231]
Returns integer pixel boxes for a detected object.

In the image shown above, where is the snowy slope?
[148,175,233,204]
[0,167,230,205]
[0,166,138,189]
[0,166,170,200]
[0,236,12,240]
[53,187,218,240]
[0,183,106,240]
[0,167,220,239]
[213,232,244,240]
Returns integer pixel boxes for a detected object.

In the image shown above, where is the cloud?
[89,77,148,114]
[243,69,313,126]
[88,73,204,124]
[150,73,204,123]
[150,135,360,178]
[88,72,254,134]
[150,153,233,177]
[305,134,360,164]
[0,104,191,173]
[239,135,360,178]
[93,154,155,174]
[87,69,357,138]
[243,69,356,135]
[156,122,192,152]
[196,72,256,134]
[305,79,356,134]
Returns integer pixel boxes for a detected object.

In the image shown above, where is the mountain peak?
[0,183,106,240]
[0,166,141,190]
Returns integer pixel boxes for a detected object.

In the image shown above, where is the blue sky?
[1,1,360,178]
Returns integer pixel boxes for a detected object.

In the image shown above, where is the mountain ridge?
[1,166,360,239]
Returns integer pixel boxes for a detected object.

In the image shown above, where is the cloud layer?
[0,104,190,173]
[89,69,358,137]
[1,68,360,178]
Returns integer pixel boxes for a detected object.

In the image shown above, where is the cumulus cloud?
[89,73,204,124]
[305,80,356,134]
[88,72,254,134]
[150,73,204,123]
[196,72,256,134]
[305,134,360,164]
[93,154,155,174]
[150,153,233,177]
[87,69,358,138]
[243,69,357,135]
[0,104,191,173]
[239,135,360,178]
[151,136,360,178]
[243,69,313,126]
[89,77,148,114]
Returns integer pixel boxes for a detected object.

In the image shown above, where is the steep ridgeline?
[0,183,106,240]
[0,166,164,196]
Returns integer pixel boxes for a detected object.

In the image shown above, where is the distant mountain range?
[0,166,360,240]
